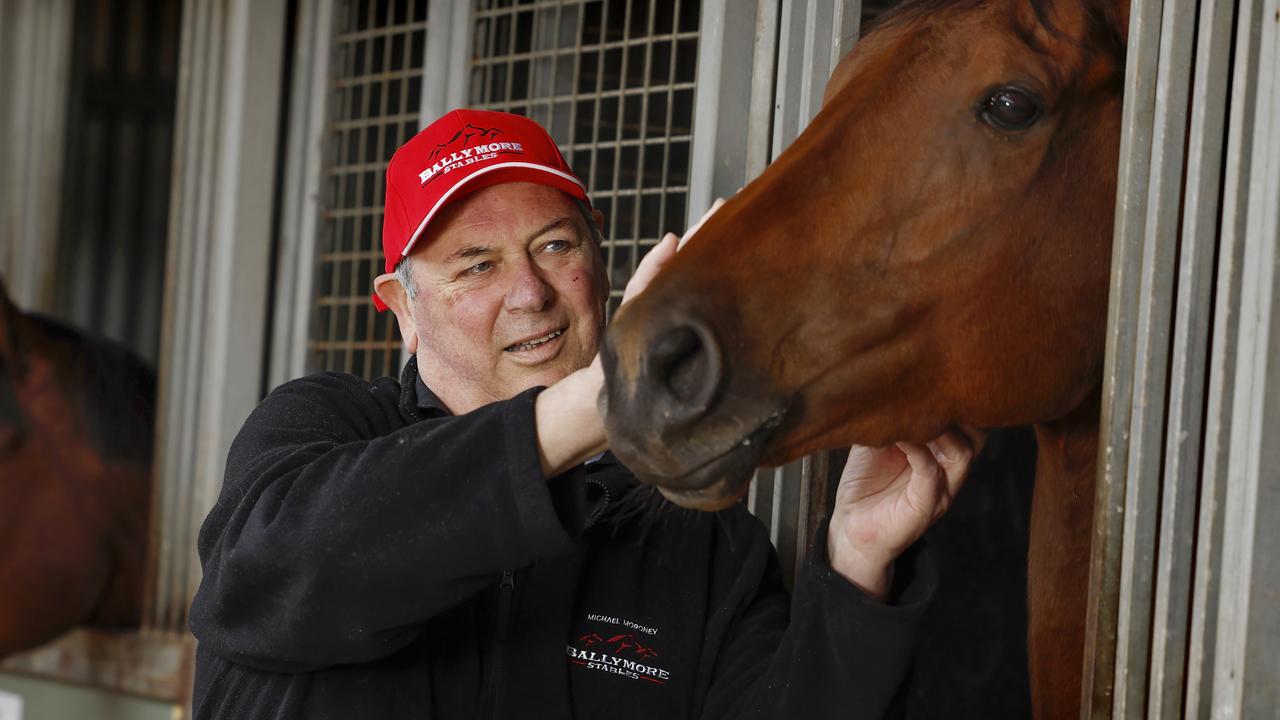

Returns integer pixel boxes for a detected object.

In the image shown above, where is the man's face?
[386,182,608,412]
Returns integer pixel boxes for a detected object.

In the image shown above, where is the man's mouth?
[504,328,566,353]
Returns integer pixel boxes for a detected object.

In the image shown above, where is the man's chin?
[502,353,593,392]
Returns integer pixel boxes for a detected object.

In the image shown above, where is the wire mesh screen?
[308,0,428,379]
[468,0,700,316]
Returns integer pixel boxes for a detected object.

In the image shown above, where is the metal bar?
[154,0,218,634]
[1184,0,1265,712]
[1212,0,1280,712]
[0,0,74,310]
[422,0,470,125]
[687,0,754,221]
[183,0,288,618]
[1147,0,1236,714]
[744,0,779,181]
[145,0,194,633]
[1084,0,1166,709]
[769,465,785,547]
[1113,0,1199,711]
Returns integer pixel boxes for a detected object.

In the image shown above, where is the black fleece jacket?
[189,359,937,719]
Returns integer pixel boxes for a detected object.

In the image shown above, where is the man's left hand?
[827,427,986,600]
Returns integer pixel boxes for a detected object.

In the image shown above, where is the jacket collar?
[397,356,451,420]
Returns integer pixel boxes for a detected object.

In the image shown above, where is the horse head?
[0,274,155,657]
[600,0,1128,509]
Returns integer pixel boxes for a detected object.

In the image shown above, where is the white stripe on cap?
[400,161,589,259]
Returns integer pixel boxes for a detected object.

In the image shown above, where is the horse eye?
[979,87,1042,132]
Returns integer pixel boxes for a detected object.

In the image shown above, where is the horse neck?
[1026,388,1100,718]
[13,348,150,627]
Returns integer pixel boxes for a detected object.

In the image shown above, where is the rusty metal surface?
[0,630,195,704]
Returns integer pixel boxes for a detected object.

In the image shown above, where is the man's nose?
[503,261,555,313]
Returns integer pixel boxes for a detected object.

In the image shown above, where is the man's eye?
[543,240,571,253]
[465,261,493,276]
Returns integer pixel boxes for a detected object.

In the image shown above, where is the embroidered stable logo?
[418,124,525,185]
[567,614,671,685]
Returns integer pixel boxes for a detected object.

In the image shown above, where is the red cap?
[374,109,589,311]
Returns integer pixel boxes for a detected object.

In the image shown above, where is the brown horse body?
[0,278,154,657]
[600,0,1128,716]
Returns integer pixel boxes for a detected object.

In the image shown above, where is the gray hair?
[395,255,418,300]
[394,198,602,299]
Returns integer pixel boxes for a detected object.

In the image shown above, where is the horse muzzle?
[599,304,787,508]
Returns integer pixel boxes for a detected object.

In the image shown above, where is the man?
[190,109,983,719]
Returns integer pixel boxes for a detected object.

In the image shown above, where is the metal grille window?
[309,0,428,379]
[468,0,700,315]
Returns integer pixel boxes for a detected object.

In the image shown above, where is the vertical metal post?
[1184,0,1266,713]
[1147,0,1236,714]
[1111,0,1198,712]
[422,0,471,126]
[1084,0,1164,709]
[694,0,860,578]
[1211,0,1280,713]
[149,0,287,633]
[687,0,757,220]
[0,0,74,310]
[271,0,336,389]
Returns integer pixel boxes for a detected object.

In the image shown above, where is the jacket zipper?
[483,569,516,719]
[496,569,515,639]
[585,477,611,529]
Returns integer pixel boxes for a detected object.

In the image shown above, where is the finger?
[896,440,945,517]
[678,197,727,251]
[621,233,679,305]
[839,443,901,482]
[640,232,679,271]
[955,424,988,454]
[895,441,940,480]
[926,428,979,498]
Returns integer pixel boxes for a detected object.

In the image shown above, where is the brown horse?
[0,276,154,658]
[599,0,1127,716]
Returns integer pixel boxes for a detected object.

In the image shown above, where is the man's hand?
[620,198,725,306]
[534,200,727,478]
[827,427,986,600]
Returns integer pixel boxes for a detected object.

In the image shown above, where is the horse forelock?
[868,0,1127,72]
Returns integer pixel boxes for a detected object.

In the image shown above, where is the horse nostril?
[650,326,703,401]
[646,321,723,419]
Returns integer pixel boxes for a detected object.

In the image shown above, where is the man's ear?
[588,207,611,306]
[373,273,420,355]
[592,207,605,237]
